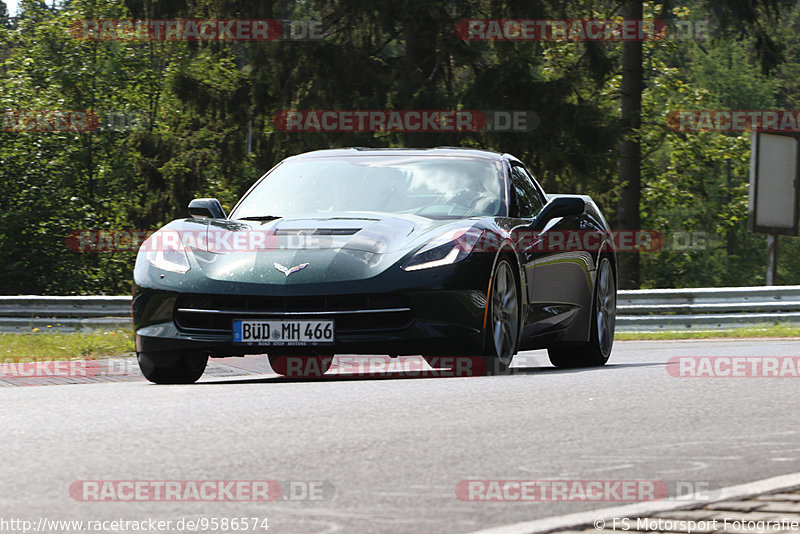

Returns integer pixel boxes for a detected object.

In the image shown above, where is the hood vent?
[275,228,361,236]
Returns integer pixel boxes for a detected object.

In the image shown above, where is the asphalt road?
[2,339,800,534]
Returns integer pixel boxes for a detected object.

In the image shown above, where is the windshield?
[231,155,504,219]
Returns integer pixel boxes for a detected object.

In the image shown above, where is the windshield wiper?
[238,215,282,221]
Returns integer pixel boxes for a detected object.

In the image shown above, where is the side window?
[510,165,545,218]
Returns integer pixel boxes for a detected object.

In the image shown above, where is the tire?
[137,351,208,384]
[269,355,333,377]
[548,256,616,368]
[482,258,520,375]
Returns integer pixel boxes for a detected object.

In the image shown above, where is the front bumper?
[133,253,494,358]
[134,288,487,357]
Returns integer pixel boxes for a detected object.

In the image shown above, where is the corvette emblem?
[274,262,309,277]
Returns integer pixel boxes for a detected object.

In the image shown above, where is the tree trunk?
[617,0,643,289]
[401,0,440,146]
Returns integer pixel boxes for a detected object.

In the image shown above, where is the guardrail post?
[766,233,779,286]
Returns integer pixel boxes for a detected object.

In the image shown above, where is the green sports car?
[133,148,617,383]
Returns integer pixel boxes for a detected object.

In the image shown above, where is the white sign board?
[749,132,799,235]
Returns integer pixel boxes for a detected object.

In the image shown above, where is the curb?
[468,472,800,534]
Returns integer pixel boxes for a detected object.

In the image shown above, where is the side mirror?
[532,196,585,229]
[188,198,227,219]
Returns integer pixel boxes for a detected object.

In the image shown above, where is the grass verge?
[0,329,134,362]
[616,323,800,341]
[0,324,797,361]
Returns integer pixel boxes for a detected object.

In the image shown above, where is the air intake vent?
[174,293,414,334]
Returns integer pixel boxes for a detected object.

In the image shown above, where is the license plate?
[232,319,334,346]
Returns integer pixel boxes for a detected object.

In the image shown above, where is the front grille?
[174,293,414,334]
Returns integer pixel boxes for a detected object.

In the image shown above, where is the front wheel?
[137,351,208,384]
[548,256,616,368]
[482,258,520,375]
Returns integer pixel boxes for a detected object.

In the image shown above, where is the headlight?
[144,230,191,273]
[403,228,483,271]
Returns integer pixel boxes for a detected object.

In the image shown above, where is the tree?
[616,0,643,289]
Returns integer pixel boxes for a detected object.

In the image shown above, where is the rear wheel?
[137,351,208,384]
[548,256,616,368]
[482,258,520,375]
[269,355,333,377]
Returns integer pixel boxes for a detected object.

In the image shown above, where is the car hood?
[152,213,475,284]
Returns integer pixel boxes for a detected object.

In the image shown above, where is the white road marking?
[468,471,800,534]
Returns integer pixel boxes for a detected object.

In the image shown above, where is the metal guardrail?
[616,285,800,331]
[2,286,800,333]
[0,296,131,333]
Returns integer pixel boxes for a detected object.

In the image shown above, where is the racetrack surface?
[1,339,799,534]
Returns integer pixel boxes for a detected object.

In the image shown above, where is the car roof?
[284,147,518,163]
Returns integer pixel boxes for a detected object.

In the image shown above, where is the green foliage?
[0,0,797,293]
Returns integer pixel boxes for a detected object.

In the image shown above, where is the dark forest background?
[1,0,799,294]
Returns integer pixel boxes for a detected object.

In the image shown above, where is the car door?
[509,164,593,341]
[507,163,545,323]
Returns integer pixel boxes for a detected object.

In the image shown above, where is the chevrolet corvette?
[133,148,617,383]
